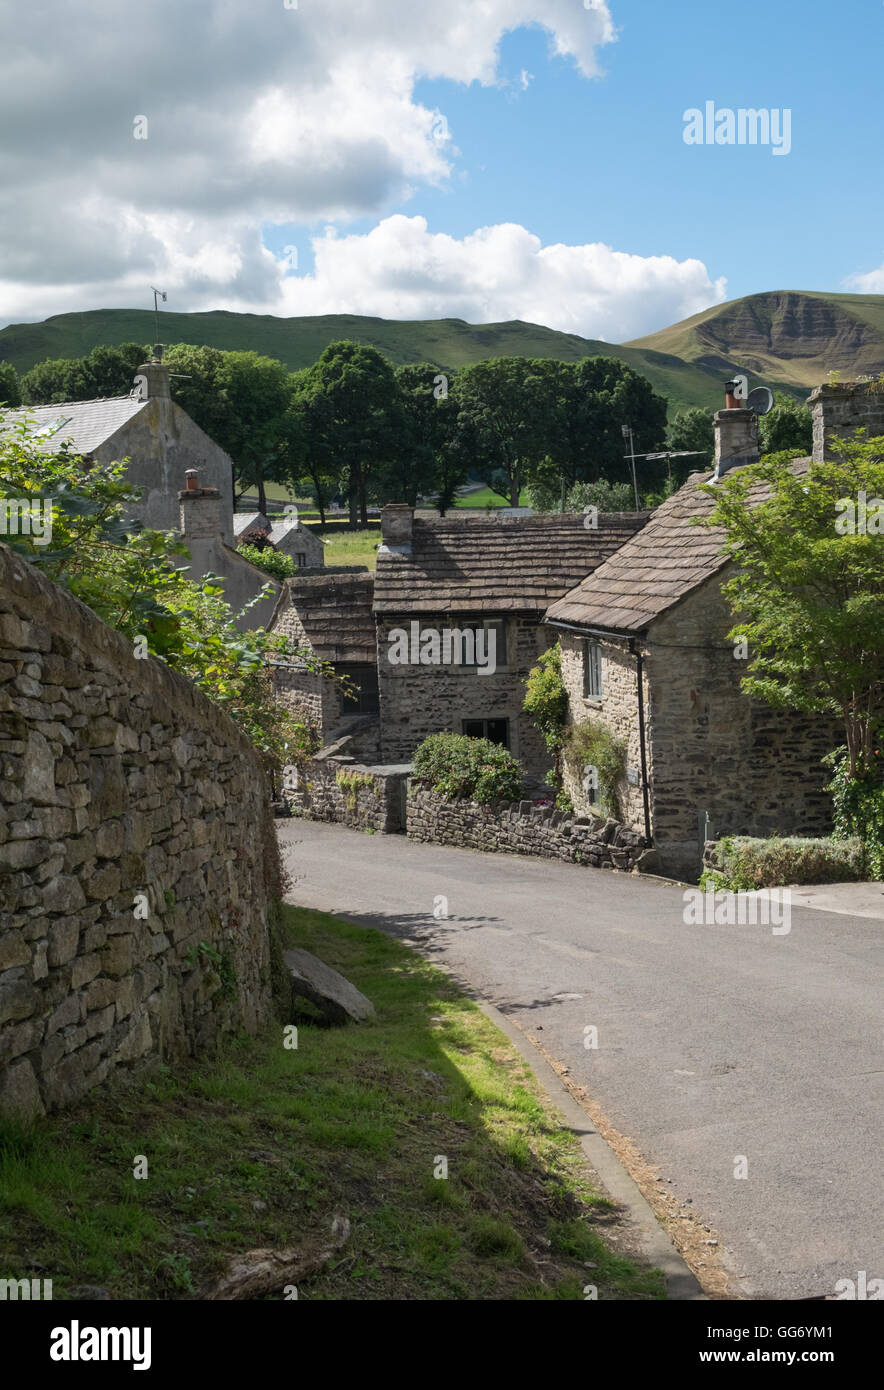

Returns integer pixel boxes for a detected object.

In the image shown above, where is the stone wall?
[809,382,884,462]
[406,783,650,871]
[378,613,554,779]
[288,757,409,833]
[0,544,278,1119]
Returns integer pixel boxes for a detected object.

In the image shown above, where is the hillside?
[628,290,884,390]
[0,307,762,413]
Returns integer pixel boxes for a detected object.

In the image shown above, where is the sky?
[1,0,882,340]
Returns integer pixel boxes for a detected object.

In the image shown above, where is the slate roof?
[545,463,810,635]
[372,514,648,615]
[233,512,270,537]
[281,572,376,664]
[2,396,148,455]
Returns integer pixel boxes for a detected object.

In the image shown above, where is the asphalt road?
[277,818,884,1300]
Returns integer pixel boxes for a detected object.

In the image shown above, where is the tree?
[666,406,715,473]
[0,361,20,407]
[388,363,459,506]
[450,357,559,506]
[280,371,335,525]
[297,341,401,524]
[759,394,813,457]
[699,435,884,780]
[21,343,148,404]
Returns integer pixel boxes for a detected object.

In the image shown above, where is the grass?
[0,905,665,1302]
[312,527,380,570]
[453,487,527,509]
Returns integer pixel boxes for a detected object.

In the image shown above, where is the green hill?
[0,307,747,412]
[628,290,884,391]
[4,291,878,414]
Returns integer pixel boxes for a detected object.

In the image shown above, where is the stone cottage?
[373,504,647,780]
[544,384,850,880]
[233,511,325,569]
[270,570,379,754]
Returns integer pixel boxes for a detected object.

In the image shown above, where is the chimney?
[713,381,759,480]
[379,503,414,553]
[133,348,170,401]
[808,381,884,463]
[179,473,225,540]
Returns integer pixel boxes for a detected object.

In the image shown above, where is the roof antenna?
[150,286,167,352]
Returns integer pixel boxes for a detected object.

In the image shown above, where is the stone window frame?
[296,552,307,567]
[583,638,603,702]
[417,616,509,672]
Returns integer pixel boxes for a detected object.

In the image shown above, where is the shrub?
[701,835,866,890]
[563,719,625,818]
[825,748,884,880]
[523,642,569,762]
[412,733,523,804]
[237,542,297,581]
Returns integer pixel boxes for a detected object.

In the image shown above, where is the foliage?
[523,643,569,787]
[412,732,524,804]
[697,436,884,778]
[700,834,866,890]
[665,405,715,473]
[526,476,637,514]
[20,342,148,405]
[564,719,626,819]
[390,363,465,508]
[236,542,297,581]
[759,394,813,457]
[335,770,377,812]
[825,747,884,880]
[0,361,21,407]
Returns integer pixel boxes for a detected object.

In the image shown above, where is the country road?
[277,817,884,1301]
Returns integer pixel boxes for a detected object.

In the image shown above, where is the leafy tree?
[759,394,813,457]
[526,476,636,514]
[21,343,148,404]
[450,357,560,506]
[295,341,401,524]
[388,363,458,506]
[698,434,884,782]
[0,361,21,407]
[666,406,715,473]
[523,642,569,785]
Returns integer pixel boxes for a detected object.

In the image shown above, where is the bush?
[701,835,866,890]
[237,542,297,581]
[523,642,568,760]
[564,719,625,818]
[825,748,884,880]
[412,733,523,804]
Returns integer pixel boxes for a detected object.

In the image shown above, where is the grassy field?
[453,487,527,509]
[314,527,380,570]
[0,905,665,1301]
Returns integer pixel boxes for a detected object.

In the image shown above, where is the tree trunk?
[256,466,267,516]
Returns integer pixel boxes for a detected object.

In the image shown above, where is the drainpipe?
[628,638,652,846]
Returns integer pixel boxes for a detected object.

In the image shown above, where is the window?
[337,664,379,715]
[583,640,603,700]
[296,552,307,567]
[462,718,509,748]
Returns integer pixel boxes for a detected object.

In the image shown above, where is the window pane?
[486,718,509,747]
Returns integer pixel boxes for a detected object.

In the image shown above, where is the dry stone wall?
[287,757,407,833]
[0,544,278,1119]
[406,783,650,871]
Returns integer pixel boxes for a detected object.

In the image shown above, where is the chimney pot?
[185,470,199,491]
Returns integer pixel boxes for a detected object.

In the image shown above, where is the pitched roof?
[372,514,648,615]
[280,572,376,664]
[233,512,270,537]
[545,463,810,635]
[2,396,149,454]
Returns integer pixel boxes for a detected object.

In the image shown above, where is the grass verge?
[0,905,665,1301]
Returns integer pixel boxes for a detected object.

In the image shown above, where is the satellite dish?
[746,386,774,416]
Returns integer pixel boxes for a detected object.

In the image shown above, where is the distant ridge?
[4,290,881,412]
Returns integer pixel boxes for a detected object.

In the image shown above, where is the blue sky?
[4,0,882,336]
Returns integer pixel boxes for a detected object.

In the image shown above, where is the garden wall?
[406,783,653,871]
[287,756,409,833]
[0,544,279,1119]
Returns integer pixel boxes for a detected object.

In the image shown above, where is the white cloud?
[844,263,884,293]
[276,216,727,341]
[0,0,616,323]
